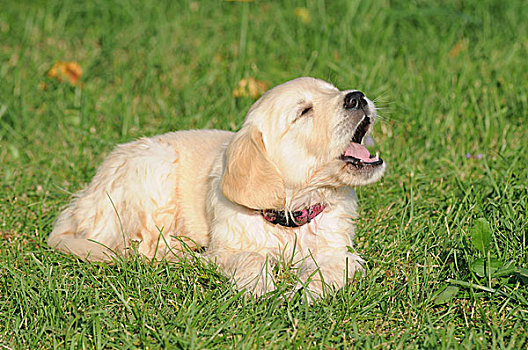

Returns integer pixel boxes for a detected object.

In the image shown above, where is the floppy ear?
[221,126,285,210]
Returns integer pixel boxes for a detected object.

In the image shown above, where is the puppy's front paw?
[294,251,365,301]
[235,270,276,297]
[343,252,366,278]
[214,251,277,297]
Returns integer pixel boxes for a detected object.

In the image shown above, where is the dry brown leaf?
[189,1,199,11]
[232,77,270,99]
[449,39,467,59]
[47,61,83,86]
[38,82,48,90]
[294,7,311,24]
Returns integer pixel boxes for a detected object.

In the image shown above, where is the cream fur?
[48,77,385,299]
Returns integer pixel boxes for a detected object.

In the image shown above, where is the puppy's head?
[222,77,385,210]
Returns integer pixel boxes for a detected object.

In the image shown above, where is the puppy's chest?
[239,209,355,259]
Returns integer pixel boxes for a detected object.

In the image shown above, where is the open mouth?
[340,116,383,168]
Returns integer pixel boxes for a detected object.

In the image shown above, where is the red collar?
[260,203,326,227]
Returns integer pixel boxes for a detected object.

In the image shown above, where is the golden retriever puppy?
[48,77,385,299]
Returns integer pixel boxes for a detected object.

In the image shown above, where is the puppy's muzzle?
[343,91,368,110]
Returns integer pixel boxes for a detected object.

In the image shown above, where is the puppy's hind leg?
[47,205,121,262]
[48,136,184,262]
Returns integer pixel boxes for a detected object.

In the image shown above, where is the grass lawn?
[1,0,527,348]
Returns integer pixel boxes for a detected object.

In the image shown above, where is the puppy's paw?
[216,251,277,297]
[293,251,366,302]
[236,271,277,297]
[287,283,322,304]
[343,252,365,278]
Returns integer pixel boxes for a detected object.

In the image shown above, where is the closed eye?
[292,102,314,124]
[301,106,313,116]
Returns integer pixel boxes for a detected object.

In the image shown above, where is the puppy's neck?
[285,186,340,213]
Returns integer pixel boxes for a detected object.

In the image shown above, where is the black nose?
[344,91,367,110]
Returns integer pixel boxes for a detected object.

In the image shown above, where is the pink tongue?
[344,142,374,162]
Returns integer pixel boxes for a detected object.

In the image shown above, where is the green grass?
[1,0,528,348]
